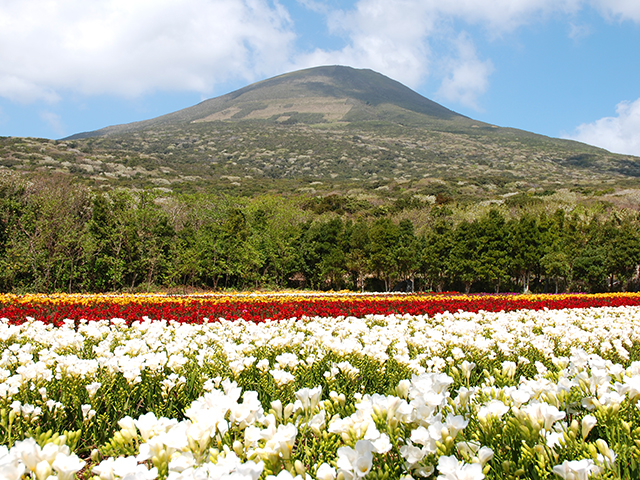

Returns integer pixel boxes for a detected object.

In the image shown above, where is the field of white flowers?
[2,306,640,479]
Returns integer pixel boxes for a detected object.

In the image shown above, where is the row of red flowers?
[1,292,640,325]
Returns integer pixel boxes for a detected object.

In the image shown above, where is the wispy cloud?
[591,0,640,22]
[40,111,66,137]
[436,33,494,110]
[564,98,640,156]
[568,22,593,41]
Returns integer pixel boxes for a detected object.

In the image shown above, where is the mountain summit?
[68,66,469,138]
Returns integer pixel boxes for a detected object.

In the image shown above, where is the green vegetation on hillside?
[1,172,639,294]
[2,116,639,204]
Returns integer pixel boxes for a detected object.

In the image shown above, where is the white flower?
[257,359,270,372]
[436,455,484,480]
[295,386,322,413]
[445,414,469,438]
[521,402,565,431]
[82,404,96,421]
[92,457,116,480]
[168,452,196,473]
[11,438,41,471]
[52,452,86,480]
[275,353,300,370]
[266,470,304,480]
[270,369,295,386]
[118,416,138,441]
[0,446,25,480]
[546,431,563,449]
[86,381,102,400]
[552,459,602,480]
[316,463,336,480]
[476,446,493,466]
[337,440,375,478]
[595,439,617,468]
[112,456,158,480]
[308,410,326,435]
[509,388,531,407]
[400,444,426,465]
[261,423,298,460]
[371,434,392,454]
[459,361,475,381]
[501,361,517,378]
[477,400,509,422]
[35,459,52,480]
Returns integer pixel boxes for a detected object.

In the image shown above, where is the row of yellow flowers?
[2,291,640,306]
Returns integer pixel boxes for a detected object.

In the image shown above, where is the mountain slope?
[2,65,639,205]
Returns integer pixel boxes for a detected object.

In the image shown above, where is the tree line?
[1,174,640,294]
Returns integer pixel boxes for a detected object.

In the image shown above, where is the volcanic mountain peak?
[67,66,469,138]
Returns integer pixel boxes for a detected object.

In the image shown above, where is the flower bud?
[91,449,101,463]
[397,379,411,398]
[284,403,295,420]
[233,441,244,456]
[294,460,306,476]
[581,415,597,440]
[570,419,579,437]
[271,400,283,421]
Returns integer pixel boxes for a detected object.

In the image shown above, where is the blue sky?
[1,0,640,155]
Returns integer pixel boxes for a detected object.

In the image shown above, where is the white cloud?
[436,0,582,32]
[40,111,66,137]
[293,0,436,88]
[3,0,640,111]
[436,33,493,110]
[590,0,640,22]
[291,0,580,104]
[565,98,640,156]
[568,22,593,41]
[0,0,296,103]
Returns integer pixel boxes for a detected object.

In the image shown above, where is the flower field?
[3,293,640,479]
[3,291,640,325]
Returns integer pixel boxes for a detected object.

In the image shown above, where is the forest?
[1,172,639,294]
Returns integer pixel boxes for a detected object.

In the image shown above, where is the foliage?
[2,173,640,294]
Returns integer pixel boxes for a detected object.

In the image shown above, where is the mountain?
[2,65,640,206]
[67,66,467,139]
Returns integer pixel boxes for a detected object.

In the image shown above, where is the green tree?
[449,220,481,294]
[507,214,545,293]
[299,218,346,290]
[475,210,510,293]
[420,219,453,292]
[6,175,91,292]
[394,219,418,289]
[86,190,174,291]
[602,215,640,291]
[367,218,399,291]
[245,197,305,289]
[344,219,370,292]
